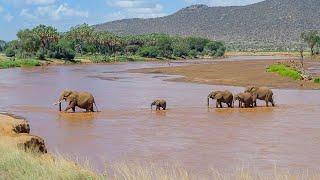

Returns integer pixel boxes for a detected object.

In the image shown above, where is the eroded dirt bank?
[0,114,47,153]
[132,59,320,89]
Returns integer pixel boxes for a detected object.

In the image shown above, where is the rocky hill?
[95,0,320,49]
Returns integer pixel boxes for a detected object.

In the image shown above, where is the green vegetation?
[267,64,301,80]
[2,24,226,66]
[0,59,40,69]
[314,78,320,84]
[0,142,100,180]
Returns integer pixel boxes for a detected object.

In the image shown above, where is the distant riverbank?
[132,56,320,90]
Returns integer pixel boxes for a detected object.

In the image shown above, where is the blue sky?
[0,0,263,41]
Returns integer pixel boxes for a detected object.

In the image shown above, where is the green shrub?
[188,50,197,58]
[36,51,45,60]
[314,78,320,83]
[5,48,15,57]
[173,41,189,57]
[204,41,226,57]
[267,64,301,80]
[0,59,40,69]
[138,46,159,58]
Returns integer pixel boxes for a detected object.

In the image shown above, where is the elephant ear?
[66,93,77,103]
[214,93,223,100]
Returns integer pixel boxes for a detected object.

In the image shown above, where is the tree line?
[0,24,226,61]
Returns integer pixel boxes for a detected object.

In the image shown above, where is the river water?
[1,56,320,174]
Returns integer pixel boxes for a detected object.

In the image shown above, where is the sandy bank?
[0,114,47,153]
[132,59,320,90]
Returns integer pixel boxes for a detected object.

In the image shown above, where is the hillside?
[95,0,320,49]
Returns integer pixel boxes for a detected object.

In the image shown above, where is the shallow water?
[1,57,320,174]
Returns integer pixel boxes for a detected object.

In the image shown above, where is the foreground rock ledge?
[0,114,47,153]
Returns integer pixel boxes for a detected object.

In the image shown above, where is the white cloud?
[4,13,13,22]
[106,0,166,20]
[20,9,37,19]
[21,3,88,21]
[26,0,56,5]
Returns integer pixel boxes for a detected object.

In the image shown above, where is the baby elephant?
[207,90,233,108]
[151,99,167,110]
[234,93,254,108]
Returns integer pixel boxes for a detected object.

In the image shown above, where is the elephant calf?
[245,86,275,107]
[234,93,254,108]
[207,90,233,108]
[151,99,167,110]
[54,90,99,112]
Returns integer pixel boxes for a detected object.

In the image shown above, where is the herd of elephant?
[54,86,275,112]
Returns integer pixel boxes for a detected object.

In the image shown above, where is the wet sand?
[1,56,320,174]
[133,57,320,89]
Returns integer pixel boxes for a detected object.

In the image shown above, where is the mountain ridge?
[95,0,320,49]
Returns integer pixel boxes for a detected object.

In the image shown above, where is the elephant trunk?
[59,102,62,112]
[150,104,153,110]
[207,97,210,107]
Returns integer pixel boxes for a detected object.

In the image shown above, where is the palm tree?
[66,24,94,55]
[32,25,59,53]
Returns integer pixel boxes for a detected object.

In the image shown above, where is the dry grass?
[105,162,320,180]
[1,141,320,180]
[0,140,101,180]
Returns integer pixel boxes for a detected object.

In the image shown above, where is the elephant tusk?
[53,100,63,106]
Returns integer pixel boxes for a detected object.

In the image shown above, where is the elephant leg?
[270,99,275,107]
[156,106,160,110]
[216,101,219,108]
[219,102,223,108]
[65,101,76,112]
[265,100,269,107]
[87,104,94,112]
[72,106,76,112]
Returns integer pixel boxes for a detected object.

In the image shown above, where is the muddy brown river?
[1,56,320,174]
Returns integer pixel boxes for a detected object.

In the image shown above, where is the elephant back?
[223,91,233,102]
[77,92,94,108]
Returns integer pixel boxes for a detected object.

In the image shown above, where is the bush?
[187,37,210,52]
[138,46,159,58]
[5,48,15,57]
[188,50,197,58]
[0,59,40,69]
[173,40,189,57]
[314,78,320,83]
[205,41,226,57]
[267,64,301,80]
[36,51,45,60]
[125,45,140,54]
[49,39,75,60]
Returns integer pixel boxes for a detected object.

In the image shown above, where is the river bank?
[132,57,320,90]
[0,113,100,179]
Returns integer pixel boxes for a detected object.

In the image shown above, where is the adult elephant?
[207,90,233,108]
[245,86,275,107]
[54,90,99,112]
